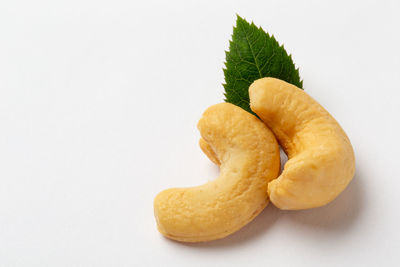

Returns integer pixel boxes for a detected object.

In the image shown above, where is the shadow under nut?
[153,103,280,242]
[249,78,355,210]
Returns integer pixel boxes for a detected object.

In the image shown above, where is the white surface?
[1,0,399,266]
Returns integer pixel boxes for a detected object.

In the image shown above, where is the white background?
[1,0,399,266]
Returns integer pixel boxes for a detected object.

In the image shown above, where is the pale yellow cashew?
[154,103,280,242]
[199,138,220,165]
[249,77,355,210]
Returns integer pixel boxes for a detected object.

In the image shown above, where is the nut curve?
[199,138,220,165]
[154,103,280,242]
[249,77,355,210]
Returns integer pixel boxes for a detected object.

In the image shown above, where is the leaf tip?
[235,14,249,28]
[236,13,243,21]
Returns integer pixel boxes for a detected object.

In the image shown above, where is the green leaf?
[223,15,303,114]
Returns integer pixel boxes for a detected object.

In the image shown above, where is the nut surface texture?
[154,103,280,242]
[249,77,355,210]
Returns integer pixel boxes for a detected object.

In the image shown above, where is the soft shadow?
[174,204,282,249]
[284,168,364,232]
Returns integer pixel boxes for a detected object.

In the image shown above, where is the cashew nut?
[154,103,280,242]
[199,138,220,165]
[249,78,355,210]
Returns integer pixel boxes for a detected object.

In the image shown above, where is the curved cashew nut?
[249,78,355,210]
[154,103,280,242]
